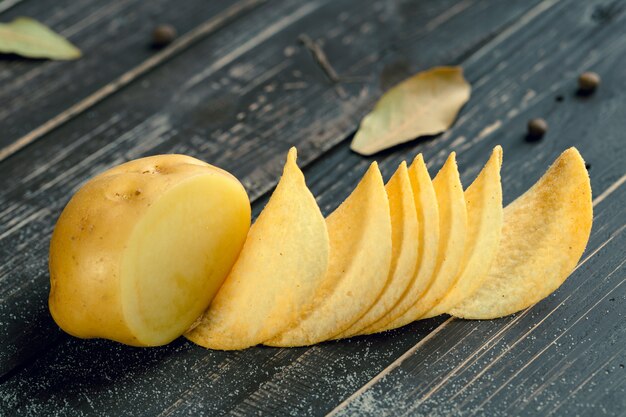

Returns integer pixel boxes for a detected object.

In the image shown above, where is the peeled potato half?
[423,146,503,318]
[450,148,592,319]
[185,148,329,350]
[267,162,392,347]
[337,162,419,338]
[49,155,251,346]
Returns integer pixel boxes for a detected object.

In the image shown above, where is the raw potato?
[422,146,503,318]
[384,153,467,328]
[266,163,392,347]
[336,162,419,338]
[49,155,251,346]
[185,148,329,350]
[361,155,440,334]
[450,148,592,319]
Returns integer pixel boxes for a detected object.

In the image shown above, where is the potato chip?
[266,163,392,347]
[336,162,419,338]
[450,148,592,319]
[358,155,440,334]
[382,152,467,328]
[185,148,329,350]
[422,146,503,318]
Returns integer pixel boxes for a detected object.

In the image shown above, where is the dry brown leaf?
[350,66,470,156]
[0,17,81,60]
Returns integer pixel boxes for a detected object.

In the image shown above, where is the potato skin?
[49,155,250,346]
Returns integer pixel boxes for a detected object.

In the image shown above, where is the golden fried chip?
[422,146,503,318]
[266,163,392,347]
[450,148,592,319]
[185,148,329,350]
[336,162,419,337]
[384,152,467,327]
[358,155,440,334]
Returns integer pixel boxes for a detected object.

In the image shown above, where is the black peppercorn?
[526,118,548,141]
[578,72,600,94]
[152,24,177,48]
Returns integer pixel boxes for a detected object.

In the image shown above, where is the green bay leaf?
[0,17,81,60]
[351,66,470,156]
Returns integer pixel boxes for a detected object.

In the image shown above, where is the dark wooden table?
[1,0,625,415]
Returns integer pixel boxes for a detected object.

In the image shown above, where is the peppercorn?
[526,118,548,141]
[578,72,600,95]
[152,24,177,48]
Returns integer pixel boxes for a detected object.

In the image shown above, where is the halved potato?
[359,154,439,334]
[185,148,329,350]
[266,162,392,347]
[450,148,592,319]
[382,152,467,329]
[49,155,251,346]
[336,162,419,338]
[422,146,503,318]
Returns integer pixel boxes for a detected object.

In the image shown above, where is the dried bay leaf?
[351,66,470,156]
[0,17,81,60]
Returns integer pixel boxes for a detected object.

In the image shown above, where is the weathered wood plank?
[0,0,262,159]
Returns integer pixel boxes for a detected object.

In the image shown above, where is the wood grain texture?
[0,0,262,159]
[0,0,624,416]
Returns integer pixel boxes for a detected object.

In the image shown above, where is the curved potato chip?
[336,162,419,338]
[422,146,503,318]
[385,152,467,328]
[450,148,592,319]
[266,163,392,347]
[358,155,439,334]
[185,148,329,350]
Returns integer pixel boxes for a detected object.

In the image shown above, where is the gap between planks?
[181,1,322,91]
[472,259,626,415]
[325,318,455,417]
[0,0,265,162]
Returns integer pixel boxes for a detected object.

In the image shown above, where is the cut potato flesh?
[185,148,329,350]
[422,146,503,318]
[49,155,251,346]
[360,154,439,334]
[450,148,592,319]
[337,162,419,338]
[120,175,250,345]
[266,162,392,347]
